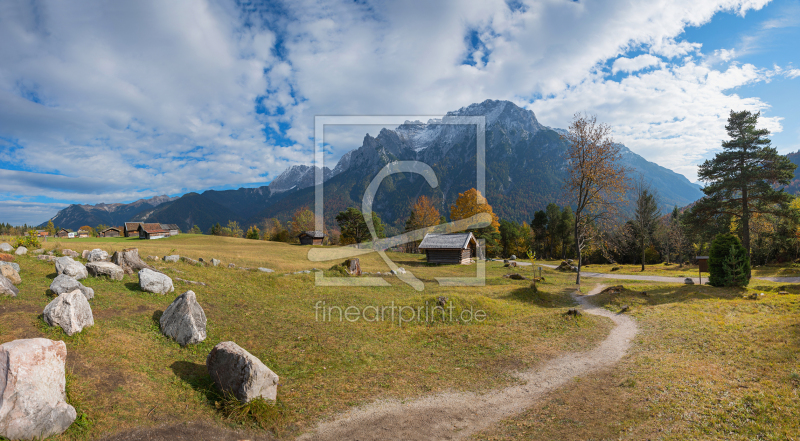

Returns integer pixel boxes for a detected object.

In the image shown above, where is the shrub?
[708,233,750,287]
[14,230,41,249]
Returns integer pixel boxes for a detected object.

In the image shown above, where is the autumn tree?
[450,188,501,256]
[405,195,441,232]
[45,220,56,236]
[290,209,316,237]
[562,113,630,284]
[689,110,797,276]
[246,225,260,240]
[336,207,385,245]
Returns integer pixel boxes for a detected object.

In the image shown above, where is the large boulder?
[61,249,79,258]
[55,257,88,280]
[0,274,19,297]
[0,265,21,285]
[206,341,279,403]
[0,243,12,252]
[43,290,94,336]
[86,262,124,281]
[0,253,13,262]
[111,248,153,275]
[163,255,179,263]
[49,274,94,300]
[0,262,20,273]
[86,249,109,262]
[160,290,207,346]
[0,338,76,440]
[138,269,174,294]
[14,246,27,256]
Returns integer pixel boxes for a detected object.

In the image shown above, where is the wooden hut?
[298,231,324,245]
[76,230,90,238]
[55,228,71,238]
[100,227,122,237]
[160,224,180,236]
[138,223,169,240]
[418,233,477,265]
[124,222,142,237]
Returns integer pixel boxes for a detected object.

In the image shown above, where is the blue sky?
[0,0,798,225]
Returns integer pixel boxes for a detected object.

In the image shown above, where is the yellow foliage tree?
[449,188,499,229]
[290,209,316,237]
[406,195,441,231]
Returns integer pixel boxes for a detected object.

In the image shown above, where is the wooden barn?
[298,231,324,245]
[138,223,169,240]
[418,232,477,265]
[100,227,122,237]
[55,228,71,238]
[160,224,181,236]
[76,230,90,238]
[124,222,142,237]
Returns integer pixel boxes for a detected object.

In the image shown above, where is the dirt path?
[297,285,638,441]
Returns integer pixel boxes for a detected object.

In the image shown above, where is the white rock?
[54,257,88,280]
[160,290,207,346]
[14,246,27,256]
[49,274,94,300]
[206,341,279,403]
[138,268,174,294]
[163,255,179,263]
[61,249,79,258]
[0,243,12,252]
[0,338,76,440]
[81,250,89,259]
[0,265,21,285]
[0,274,19,297]
[0,262,20,273]
[211,258,221,267]
[257,267,274,273]
[43,289,95,336]
[86,261,124,281]
[86,249,109,262]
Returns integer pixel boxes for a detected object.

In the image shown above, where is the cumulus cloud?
[0,0,791,224]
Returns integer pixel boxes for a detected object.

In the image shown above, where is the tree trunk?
[740,154,752,278]
[574,221,581,286]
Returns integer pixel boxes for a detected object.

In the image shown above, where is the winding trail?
[298,285,637,441]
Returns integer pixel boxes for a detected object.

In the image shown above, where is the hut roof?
[100,227,122,233]
[418,233,475,250]
[125,222,142,230]
[140,223,167,234]
[299,231,325,239]
[160,224,180,230]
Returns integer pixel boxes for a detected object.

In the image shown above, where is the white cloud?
[0,0,786,224]
[612,54,663,74]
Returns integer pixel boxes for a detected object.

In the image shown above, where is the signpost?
[696,256,709,285]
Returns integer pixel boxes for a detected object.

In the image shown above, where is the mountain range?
[44,100,706,234]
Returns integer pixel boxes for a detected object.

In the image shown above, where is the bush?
[708,233,750,287]
[14,230,41,249]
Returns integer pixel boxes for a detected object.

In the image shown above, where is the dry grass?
[473,278,800,440]
[0,235,611,440]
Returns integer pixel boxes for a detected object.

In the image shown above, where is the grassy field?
[0,235,612,440]
[474,278,800,440]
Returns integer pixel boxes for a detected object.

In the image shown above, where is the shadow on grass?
[170,360,217,400]
[124,282,142,292]
[151,310,163,328]
[589,284,747,309]
[502,286,576,308]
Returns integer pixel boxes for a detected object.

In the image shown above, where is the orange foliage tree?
[289,209,316,238]
[450,188,501,256]
[405,196,441,231]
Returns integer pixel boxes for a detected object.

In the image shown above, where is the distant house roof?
[57,228,72,233]
[100,227,122,233]
[418,233,476,250]
[160,224,180,230]
[125,222,142,230]
[298,230,325,238]
[140,223,168,234]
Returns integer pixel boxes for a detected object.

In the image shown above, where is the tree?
[691,110,797,276]
[246,225,260,240]
[209,223,222,236]
[450,188,501,256]
[336,207,385,245]
[190,225,202,234]
[632,179,661,271]
[45,220,56,236]
[562,113,630,284]
[708,233,750,287]
[530,210,548,257]
[225,220,243,238]
[290,209,316,237]
[405,195,441,232]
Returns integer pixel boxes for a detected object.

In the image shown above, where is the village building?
[99,227,122,237]
[418,232,477,265]
[55,228,71,238]
[138,223,169,240]
[124,222,142,237]
[35,230,49,237]
[298,231,325,245]
[75,230,90,238]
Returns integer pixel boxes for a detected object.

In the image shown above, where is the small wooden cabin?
[35,230,49,237]
[138,223,169,240]
[100,227,122,237]
[124,222,142,237]
[75,230,90,238]
[160,224,180,236]
[298,231,324,245]
[418,233,477,265]
[55,228,71,238]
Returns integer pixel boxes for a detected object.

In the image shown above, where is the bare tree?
[562,113,630,285]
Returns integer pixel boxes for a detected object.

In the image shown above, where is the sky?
[1,0,799,225]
